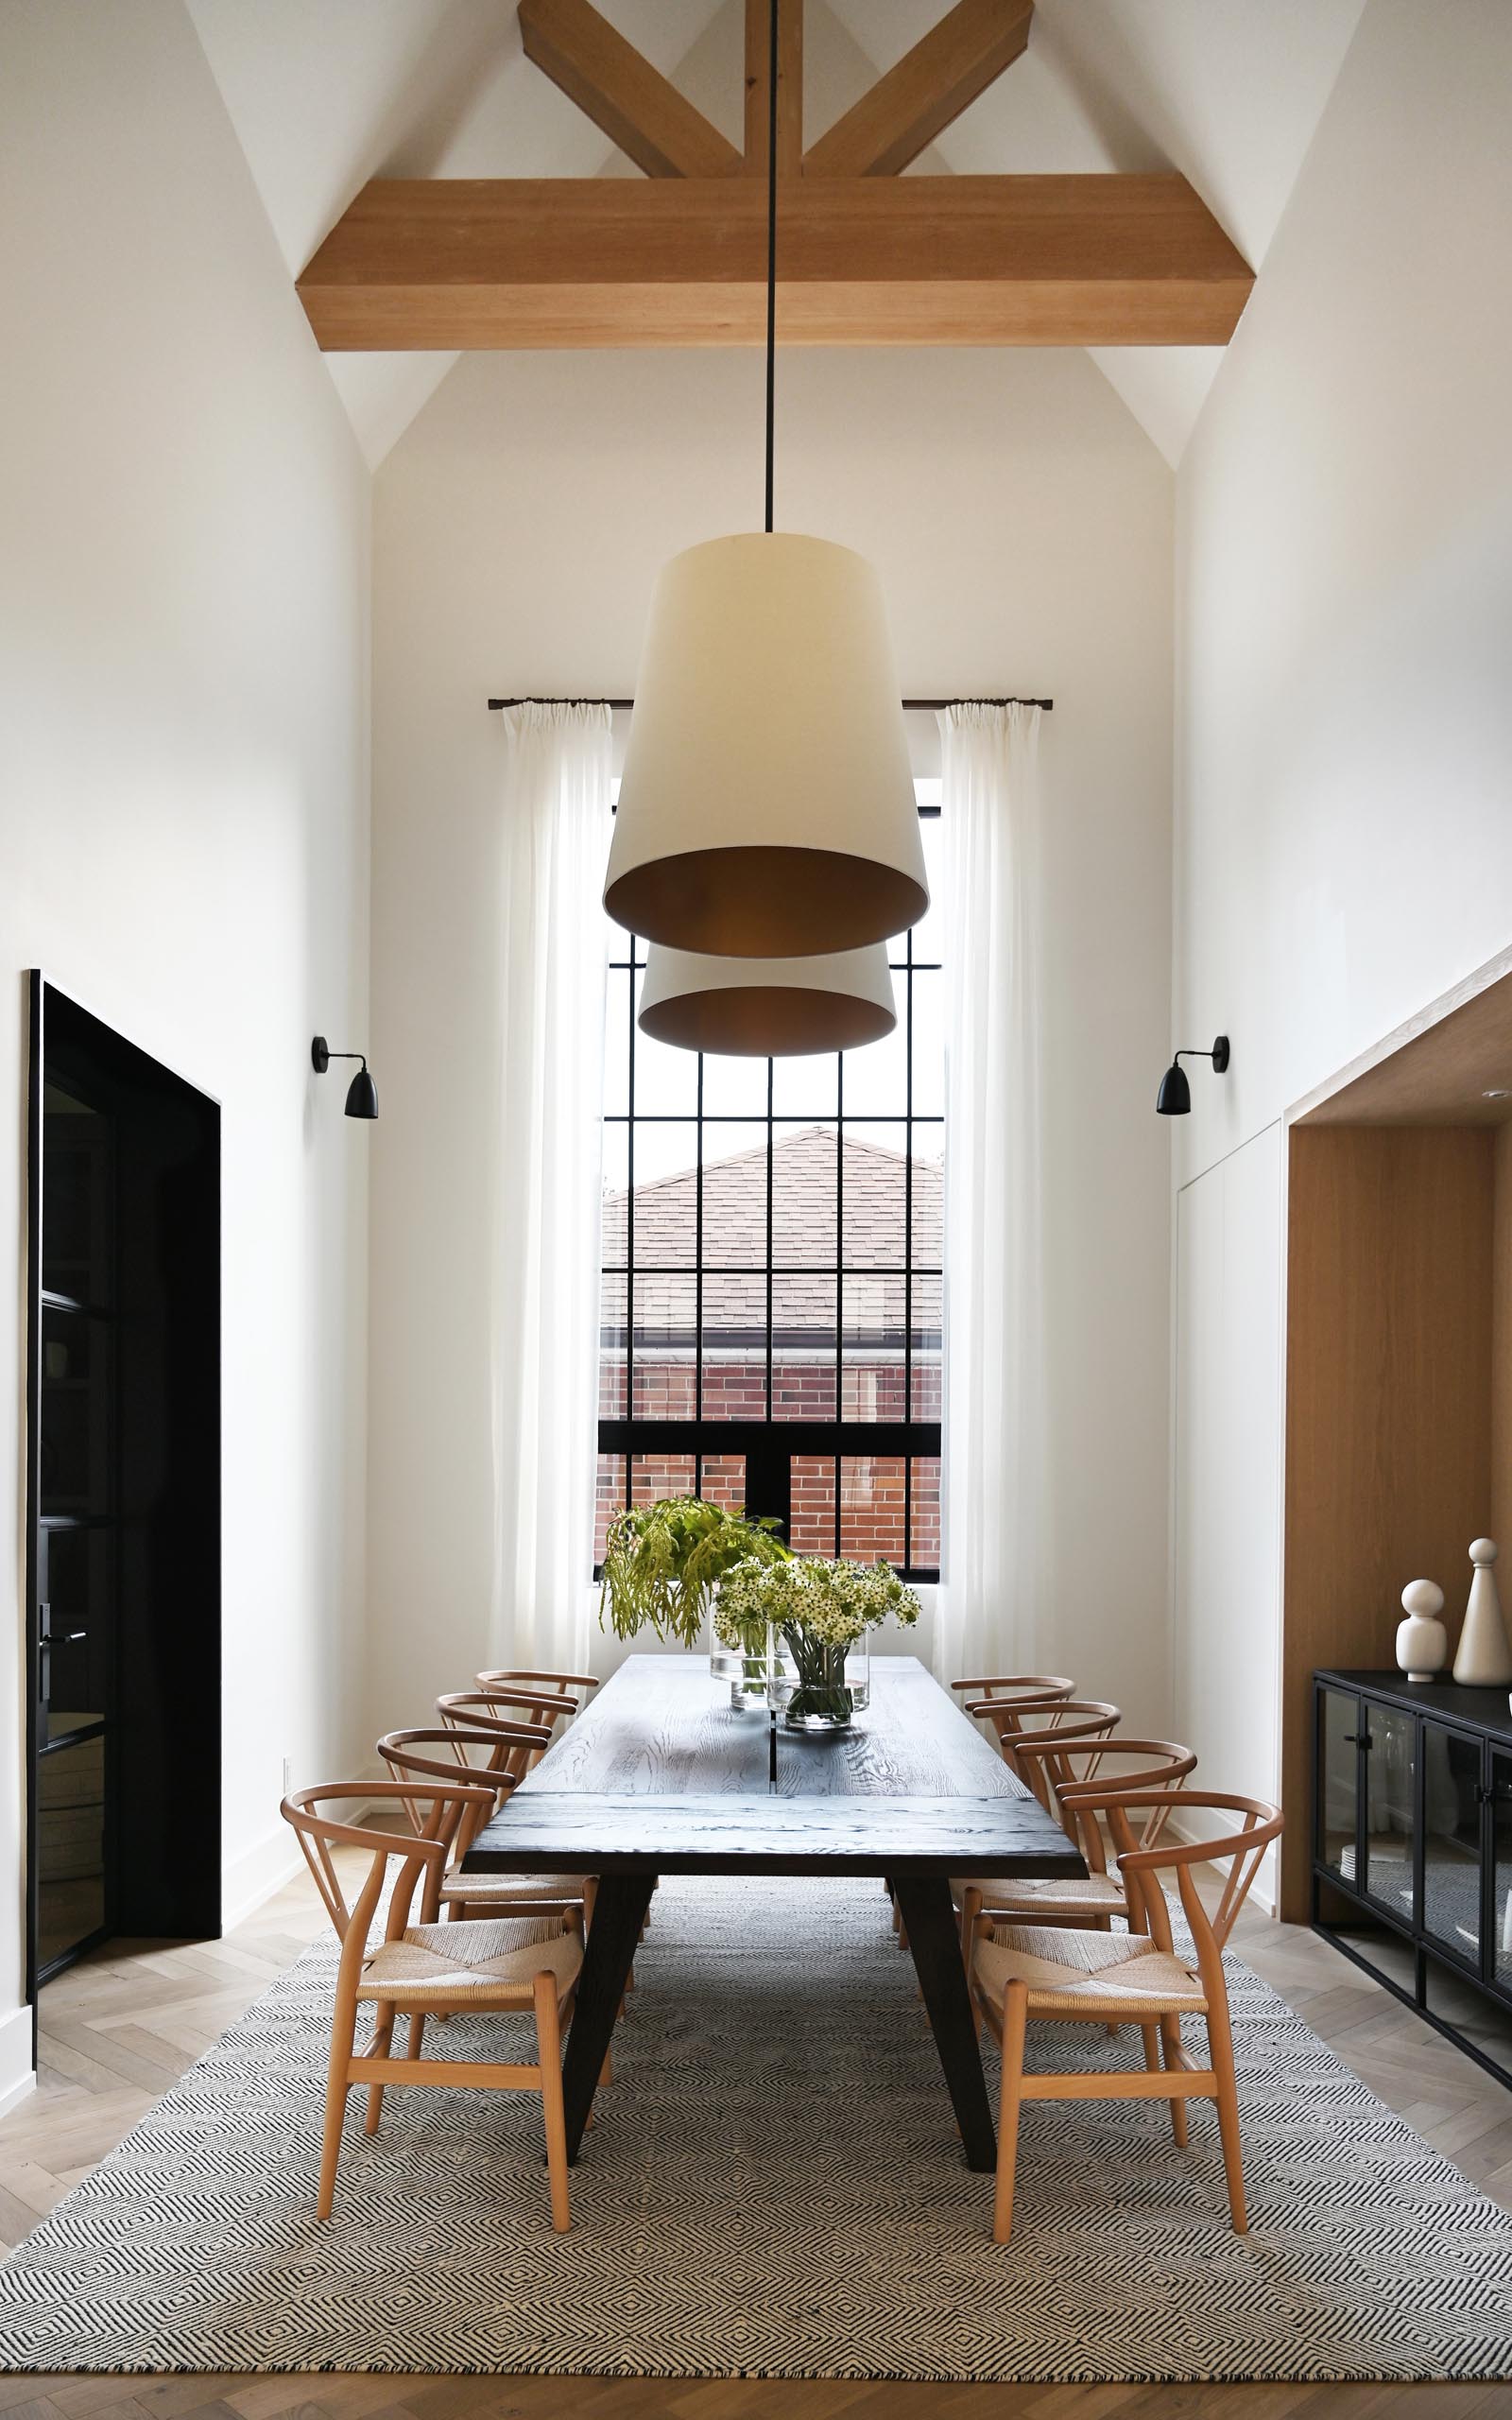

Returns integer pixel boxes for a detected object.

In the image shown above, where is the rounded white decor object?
[1453,1535,1512,1687]
[1396,1579,1447,1684]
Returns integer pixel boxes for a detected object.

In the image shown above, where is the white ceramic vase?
[1395,1579,1447,1683]
[1452,1538,1512,1687]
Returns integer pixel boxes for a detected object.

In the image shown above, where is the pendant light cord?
[764,0,779,535]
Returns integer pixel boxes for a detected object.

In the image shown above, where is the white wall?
[0,0,372,2093]
[1171,0,1512,1819]
[369,343,1175,1743]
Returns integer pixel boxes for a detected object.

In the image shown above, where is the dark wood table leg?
[892,1872,997,2171]
[560,1869,656,2162]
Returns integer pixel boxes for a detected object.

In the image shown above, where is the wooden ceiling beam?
[297,174,1254,351]
[805,0,1035,180]
[744,0,804,178]
[517,0,743,180]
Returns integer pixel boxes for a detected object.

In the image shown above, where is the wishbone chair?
[967,1790,1283,2242]
[477,1668,598,1716]
[954,1737,1197,1953]
[377,1728,597,1927]
[281,1780,587,2231]
[984,1700,1123,1798]
[953,1675,1075,1722]
[437,1689,572,1779]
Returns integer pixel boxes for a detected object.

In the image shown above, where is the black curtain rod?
[487,694,1053,713]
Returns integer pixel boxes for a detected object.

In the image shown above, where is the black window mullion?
[765,1053,774,1425]
[695,1050,705,1428]
[624,949,636,1512]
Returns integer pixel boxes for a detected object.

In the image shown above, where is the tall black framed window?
[597,791,942,1580]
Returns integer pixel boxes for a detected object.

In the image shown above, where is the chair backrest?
[437,1690,570,1778]
[281,1779,492,1954]
[477,1668,597,1710]
[378,1726,532,1858]
[954,1675,1074,1720]
[983,1698,1121,1797]
[1014,1737,1196,1869]
[1087,1789,1284,1994]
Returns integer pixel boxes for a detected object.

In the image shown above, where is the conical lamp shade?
[640,942,895,1058]
[1155,1062,1191,1115]
[605,533,926,959]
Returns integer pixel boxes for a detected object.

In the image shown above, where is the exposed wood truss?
[296,0,1254,352]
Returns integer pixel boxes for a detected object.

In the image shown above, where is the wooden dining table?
[462,1651,1086,2170]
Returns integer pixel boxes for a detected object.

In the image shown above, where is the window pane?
[909,1454,941,1571]
[594,1454,626,1564]
[842,1271,904,1421]
[841,1455,905,1565]
[910,1126,944,1267]
[632,1451,696,1507]
[601,1123,628,1266]
[632,1271,695,1419]
[628,1124,697,1262]
[701,1271,767,1421]
[911,969,943,1116]
[842,1125,905,1268]
[773,1121,836,1266]
[632,971,697,1115]
[773,1272,836,1420]
[790,1454,837,1555]
[698,1452,747,1512]
[604,968,631,1115]
[772,1049,837,1119]
[599,1273,627,1417]
[702,1051,768,1118]
[701,1125,768,1267]
[841,1013,907,1117]
[911,799,943,963]
[911,1272,942,1419]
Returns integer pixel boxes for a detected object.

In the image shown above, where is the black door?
[26,978,222,2006]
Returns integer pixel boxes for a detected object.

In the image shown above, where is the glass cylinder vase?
[766,1622,869,1731]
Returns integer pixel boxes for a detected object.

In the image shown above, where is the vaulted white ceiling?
[188,0,1366,474]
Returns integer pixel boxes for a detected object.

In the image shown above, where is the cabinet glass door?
[1421,1720,1483,1969]
[1318,1687,1361,1887]
[1492,1748,1512,2001]
[1363,1702,1416,1925]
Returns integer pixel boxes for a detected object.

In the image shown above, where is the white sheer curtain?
[490,702,613,1669]
[935,702,1047,1685]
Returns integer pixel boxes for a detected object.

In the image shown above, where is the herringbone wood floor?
[3,1860,1511,2420]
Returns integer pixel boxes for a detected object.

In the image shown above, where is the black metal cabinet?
[1314,1670,1512,2086]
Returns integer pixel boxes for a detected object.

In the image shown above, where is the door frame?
[23,971,223,2037]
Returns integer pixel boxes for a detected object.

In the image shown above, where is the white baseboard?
[220,1824,305,1936]
[0,2004,35,2118]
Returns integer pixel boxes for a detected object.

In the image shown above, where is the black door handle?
[1344,1732,1373,1750]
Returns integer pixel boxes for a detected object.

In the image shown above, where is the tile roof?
[604,1125,942,1343]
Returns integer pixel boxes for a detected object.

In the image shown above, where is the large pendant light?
[639,941,895,1057]
[603,0,925,961]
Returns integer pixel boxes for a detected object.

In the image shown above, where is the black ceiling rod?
[487,694,1054,713]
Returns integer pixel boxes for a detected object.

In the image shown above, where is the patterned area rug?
[2,1876,1511,2380]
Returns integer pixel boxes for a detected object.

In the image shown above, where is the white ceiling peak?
[191,0,1369,473]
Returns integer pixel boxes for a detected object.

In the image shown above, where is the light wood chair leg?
[534,1972,571,2235]
[365,2000,396,2135]
[992,1979,1029,2245]
[317,1968,361,2221]
[1207,1998,1246,2232]
[958,1885,982,1970]
[1160,2014,1189,2148]
[406,2011,427,2061]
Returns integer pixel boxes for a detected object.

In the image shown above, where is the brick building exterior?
[598,1125,941,1567]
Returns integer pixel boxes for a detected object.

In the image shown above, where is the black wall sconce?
[1157,1034,1229,1115]
[312,1036,378,1120]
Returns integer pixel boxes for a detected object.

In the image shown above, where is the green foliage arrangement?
[597,1495,788,1649]
[717,1554,921,1722]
